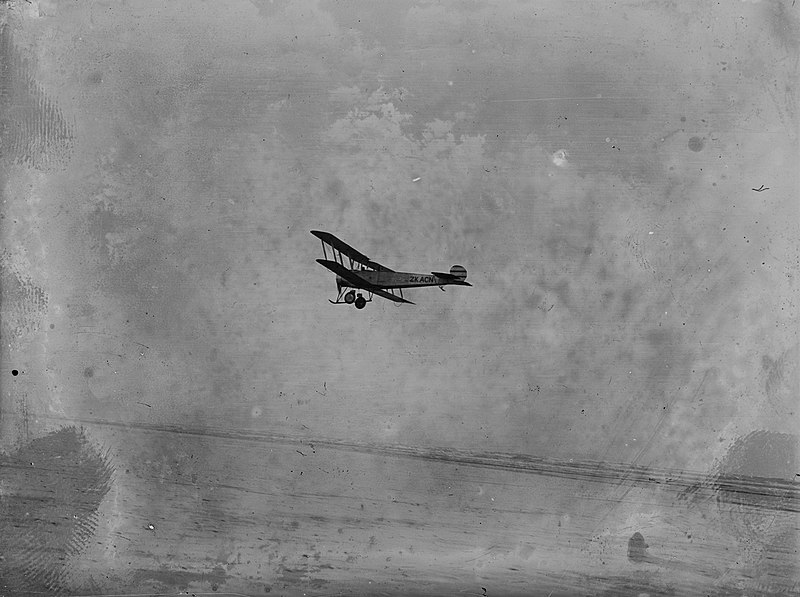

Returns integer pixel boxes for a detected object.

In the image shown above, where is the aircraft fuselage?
[337,270,468,290]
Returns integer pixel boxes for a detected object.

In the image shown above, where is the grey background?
[1,0,798,595]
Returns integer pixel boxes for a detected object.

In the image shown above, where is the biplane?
[311,230,471,309]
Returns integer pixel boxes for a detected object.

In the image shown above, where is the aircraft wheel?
[344,290,356,304]
[354,295,367,309]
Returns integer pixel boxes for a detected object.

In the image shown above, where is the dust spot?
[712,431,800,588]
[618,286,637,320]
[86,70,104,85]
[714,430,799,543]
[131,567,228,593]
[766,0,800,54]
[325,177,349,211]
[760,346,798,400]
[552,149,568,167]
[687,136,705,152]
[0,24,75,170]
[0,427,114,594]
[627,532,650,563]
[83,366,94,378]
[1,250,49,345]
[749,529,800,593]
[720,430,797,481]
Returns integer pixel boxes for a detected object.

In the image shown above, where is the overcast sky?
[4,0,798,473]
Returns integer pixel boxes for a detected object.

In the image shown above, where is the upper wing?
[365,259,395,272]
[311,230,395,272]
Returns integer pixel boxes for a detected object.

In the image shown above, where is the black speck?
[11,369,19,376]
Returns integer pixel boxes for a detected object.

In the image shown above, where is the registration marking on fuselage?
[409,275,436,284]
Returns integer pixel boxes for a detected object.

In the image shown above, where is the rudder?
[449,265,467,281]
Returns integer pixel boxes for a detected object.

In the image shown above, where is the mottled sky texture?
[1,1,798,595]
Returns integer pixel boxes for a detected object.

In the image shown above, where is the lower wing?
[316,260,414,304]
[370,286,414,305]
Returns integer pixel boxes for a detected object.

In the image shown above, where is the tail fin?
[449,265,467,281]
[432,265,469,284]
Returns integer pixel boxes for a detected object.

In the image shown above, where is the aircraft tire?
[355,296,367,309]
[344,290,356,304]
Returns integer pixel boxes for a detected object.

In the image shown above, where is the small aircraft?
[311,230,471,309]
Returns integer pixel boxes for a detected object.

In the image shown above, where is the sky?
[3,0,798,468]
[1,0,798,594]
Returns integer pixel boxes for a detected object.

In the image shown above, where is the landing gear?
[329,288,371,308]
